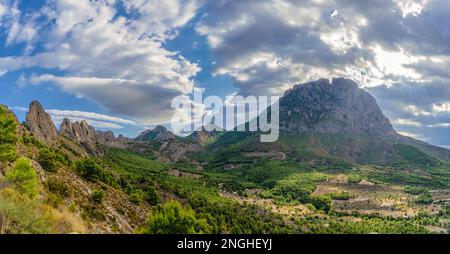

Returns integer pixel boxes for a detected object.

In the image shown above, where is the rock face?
[26,101,59,142]
[60,118,128,156]
[133,126,201,162]
[279,78,397,138]
[135,125,176,142]
[190,130,216,146]
[60,119,104,156]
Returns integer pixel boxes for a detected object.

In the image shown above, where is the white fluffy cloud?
[11,106,134,129]
[193,0,450,145]
[0,0,201,124]
[2,0,450,145]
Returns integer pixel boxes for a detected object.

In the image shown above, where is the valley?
[1,78,449,234]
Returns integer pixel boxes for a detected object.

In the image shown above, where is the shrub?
[328,191,354,200]
[91,190,106,204]
[38,148,58,172]
[45,193,63,207]
[143,200,212,234]
[416,192,433,205]
[307,196,332,213]
[404,186,428,195]
[6,158,39,198]
[145,186,160,205]
[0,105,17,162]
[0,144,17,162]
[75,159,117,186]
[129,189,145,204]
[0,188,51,234]
[45,179,71,198]
[347,173,362,184]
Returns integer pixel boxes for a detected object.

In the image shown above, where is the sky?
[1,0,450,147]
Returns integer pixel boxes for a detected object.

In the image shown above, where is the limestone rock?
[26,101,59,142]
[279,78,397,138]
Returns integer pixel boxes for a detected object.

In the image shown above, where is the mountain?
[1,82,449,235]
[279,78,396,137]
[132,125,201,162]
[21,78,450,166]
[26,101,59,143]
[205,78,450,166]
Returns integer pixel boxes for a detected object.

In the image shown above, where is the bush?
[416,192,433,205]
[0,188,51,234]
[142,200,212,234]
[146,186,160,205]
[91,190,106,204]
[45,179,71,198]
[347,173,362,184]
[0,106,17,162]
[307,196,332,213]
[404,186,428,195]
[0,144,17,162]
[129,189,145,204]
[38,148,58,172]
[6,158,39,198]
[75,159,117,186]
[328,191,354,200]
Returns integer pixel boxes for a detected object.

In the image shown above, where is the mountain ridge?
[13,77,450,165]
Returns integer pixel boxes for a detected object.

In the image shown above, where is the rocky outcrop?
[135,125,176,142]
[60,118,129,156]
[96,130,129,149]
[26,101,59,142]
[280,78,397,138]
[23,101,130,156]
[188,124,222,146]
[133,126,201,162]
[60,119,104,156]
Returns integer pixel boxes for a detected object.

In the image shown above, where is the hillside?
[202,78,450,166]
[1,78,449,234]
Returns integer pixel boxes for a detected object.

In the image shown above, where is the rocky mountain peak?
[279,78,397,138]
[60,118,127,156]
[26,100,59,142]
[135,125,175,141]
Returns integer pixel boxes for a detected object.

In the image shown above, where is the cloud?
[0,0,201,124]
[368,80,450,146]
[2,0,450,146]
[45,109,137,126]
[11,105,135,130]
[195,0,450,89]
[195,0,387,95]
[193,0,450,146]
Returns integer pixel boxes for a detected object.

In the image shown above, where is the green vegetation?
[75,158,117,186]
[393,144,440,167]
[360,165,449,189]
[259,172,330,211]
[347,173,362,183]
[129,189,145,204]
[297,215,430,234]
[404,186,428,195]
[6,158,39,198]
[143,200,212,234]
[91,190,106,204]
[45,178,71,198]
[38,148,58,172]
[416,192,433,205]
[0,105,17,162]
[0,188,52,234]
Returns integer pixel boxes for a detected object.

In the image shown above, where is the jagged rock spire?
[26,100,59,142]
